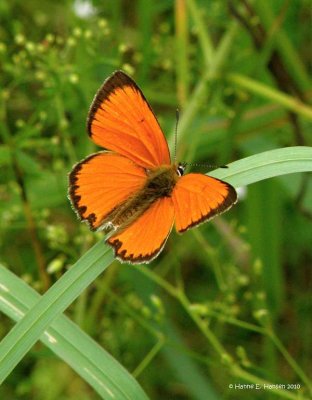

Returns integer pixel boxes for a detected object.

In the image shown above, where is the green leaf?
[210,146,312,187]
[0,264,148,399]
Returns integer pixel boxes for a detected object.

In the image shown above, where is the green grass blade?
[169,22,238,154]
[175,0,190,106]
[186,0,215,67]
[210,146,312,187]
[0,240,114,384]
[227,73,312,120]
[163,322,220,400]
[246,180,284,315]
[246,180,283,379]
[0,264,148,399]
[254,1,311,91]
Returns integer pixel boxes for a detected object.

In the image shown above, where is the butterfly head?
[177,162,186,177]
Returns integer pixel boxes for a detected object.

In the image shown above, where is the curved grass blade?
[0,241,115,385]
[0,264,148,399]
[209,146,312,187]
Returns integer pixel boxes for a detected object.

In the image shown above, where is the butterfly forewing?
[69,152,146,230]
[88,71,171,169]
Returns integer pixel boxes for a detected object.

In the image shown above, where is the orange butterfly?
[69,71,237,264]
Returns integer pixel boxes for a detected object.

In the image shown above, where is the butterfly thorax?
[144,164,180,196]
[103,165,179,231]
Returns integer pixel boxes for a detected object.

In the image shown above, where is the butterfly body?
[100,163,180,231]
[143,164,180,197]
[69,70,237,264]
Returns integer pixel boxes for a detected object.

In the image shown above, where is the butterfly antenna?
[184,162,228,169]
[174,108,179,163]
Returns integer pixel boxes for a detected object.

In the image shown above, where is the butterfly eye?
[177,162,186,177]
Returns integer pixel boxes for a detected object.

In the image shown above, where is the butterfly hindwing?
[106,197,175,263]
[69,152,146,230]
[172,173,237,233]
[88,70,171,169]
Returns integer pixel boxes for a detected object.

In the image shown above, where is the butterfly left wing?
[69,152,147,230]
[107,197,175,263]
[88,70,171,169]
[172,173,237,233]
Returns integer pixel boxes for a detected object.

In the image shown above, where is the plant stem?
[175,0,190,107]
[177,290,232,360]
[136,264,311,399]
[186,0,215,67]
[132,338,165,378]
[231,365,306,400]
[268,330,312,395]
[227,73,312,120]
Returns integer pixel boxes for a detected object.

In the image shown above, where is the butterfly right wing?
[172,173,237,233]
[69,152,147,230]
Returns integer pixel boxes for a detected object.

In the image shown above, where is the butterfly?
[69,70,237,264]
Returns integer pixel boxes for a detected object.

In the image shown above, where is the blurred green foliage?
[0,0,311,399]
